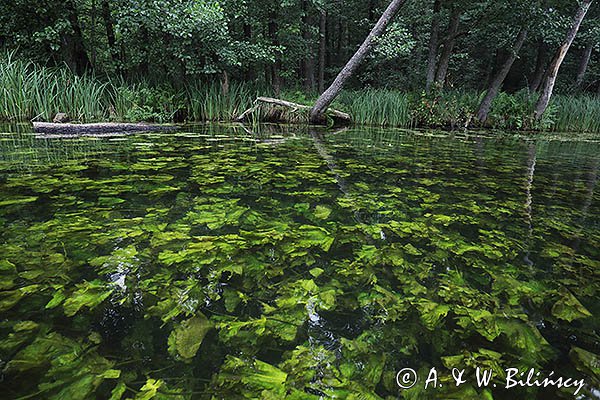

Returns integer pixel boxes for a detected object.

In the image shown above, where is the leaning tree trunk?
[476,29,528,123]
[310,0,408,123]
[575,44,593,87]
[435,8,460,88]
[534,0,594,120]
[425,0,443,93]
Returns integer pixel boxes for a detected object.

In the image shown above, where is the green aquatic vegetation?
[168,313,213,362]
[313,204,332,220]
[0,195,38,206]
[551,287,593,322]
[62,280,115,317]
[3,328,118,399]
[0,124,599,399]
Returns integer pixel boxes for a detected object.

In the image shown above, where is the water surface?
[0,124,599,399]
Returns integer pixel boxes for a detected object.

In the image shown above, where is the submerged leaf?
[570,347,600,383]
[417,300,450,330]
[551,288,592,322]
[168,313,213,361]
[0,259,17,289]
[135,378,164,400]
[314,205,332,219]
[297,225,334,251]
[63,280,114,317]
[0,196,38,206]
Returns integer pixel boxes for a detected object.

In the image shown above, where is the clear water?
[0,123,599,399]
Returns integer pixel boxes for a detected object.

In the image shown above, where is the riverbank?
[2,57,600,134]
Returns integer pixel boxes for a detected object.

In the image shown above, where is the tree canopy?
[0,0,597,94]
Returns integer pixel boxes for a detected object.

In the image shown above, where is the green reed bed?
[552,95,600,134]
[0,55,111,122]
[337,89,414,128]
[186,82,258,122]
[0,54,258,123]
[3,53,600,133]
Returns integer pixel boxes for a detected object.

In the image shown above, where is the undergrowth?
[2,53,599,133]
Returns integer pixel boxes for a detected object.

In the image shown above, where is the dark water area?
[0,123,599,399]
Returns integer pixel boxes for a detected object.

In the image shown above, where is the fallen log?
[33,122,178,136]
[236,97,351,126]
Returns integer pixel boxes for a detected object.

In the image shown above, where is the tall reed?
[0,53,110,122]
[186,81,258,121]
[337,89,414,128]
[3,51,600,133]
[552,95,600,134]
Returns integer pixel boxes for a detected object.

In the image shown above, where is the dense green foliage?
[1,0,599,130]
[0,124,599,399]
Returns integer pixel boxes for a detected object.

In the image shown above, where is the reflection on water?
[0,123,599,399]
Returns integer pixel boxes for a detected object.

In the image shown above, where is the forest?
[0,0,599,130]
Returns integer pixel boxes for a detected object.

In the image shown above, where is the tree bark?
[318,11,327,93]
[236,97,351,125]
[534,0,593,120]
[476,29,528,123]
[101,0,122,73]
[301,0,315,91]
[529,39,547,92]
[425,0,442,93]
[63,0,91,74]
[575,44,593,87]
[91,0,97,66]
[243,23,255,81]
[310,0,408,123]
[268,16,281,95]
[33,122,177,136]
[221,71,230,96]
[434,7,460,88]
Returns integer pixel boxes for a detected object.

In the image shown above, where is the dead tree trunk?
[425,0,442,93]
[476,29,528,123]
[237,97,351,125]
[534,0,593,120]
[309,0,408,123]
[435,7,461,88]
[576,44,593,87]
